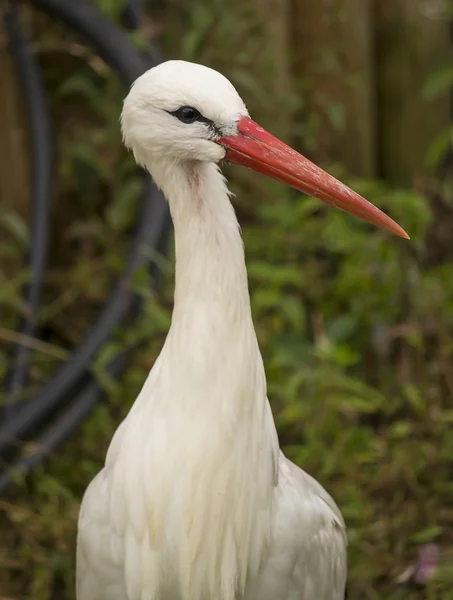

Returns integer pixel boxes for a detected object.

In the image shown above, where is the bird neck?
[129,158,279,600]
[153,159,253,332]
[146,156,275,430]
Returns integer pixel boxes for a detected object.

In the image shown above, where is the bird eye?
[173,106,201,124]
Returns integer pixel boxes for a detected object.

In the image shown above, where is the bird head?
[121,60,408,239]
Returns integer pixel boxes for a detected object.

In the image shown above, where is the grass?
[1,1,453,598]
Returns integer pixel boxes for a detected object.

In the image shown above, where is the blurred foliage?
[1,1,453,600]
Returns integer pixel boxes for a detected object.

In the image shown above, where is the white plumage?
[76,60,408,600]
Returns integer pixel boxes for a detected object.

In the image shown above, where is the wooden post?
[375,0,451,185]
[255,0,293,141]
[0,14,31,276]
[290,0,377,177]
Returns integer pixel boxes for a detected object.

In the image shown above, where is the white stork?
[76,61,408,600]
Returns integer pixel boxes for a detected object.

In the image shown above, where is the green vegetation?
[1,1,453,599]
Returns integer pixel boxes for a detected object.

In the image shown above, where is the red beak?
[218,116,409,239]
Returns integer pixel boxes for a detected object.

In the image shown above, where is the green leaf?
[1,212,29,248]
[423,64,453,100]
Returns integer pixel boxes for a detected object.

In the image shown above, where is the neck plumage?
[151,159,260,398]
[134,157,278,600]
[167,160,251,327]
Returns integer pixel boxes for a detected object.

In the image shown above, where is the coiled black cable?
[122,0,165,65]
[122,0,143,30]
[4,0,53,417]
[0,0,170,486]
[0,353,128,493]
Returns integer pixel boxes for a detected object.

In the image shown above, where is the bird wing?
[76,468,129,600]
[244,453,347,600]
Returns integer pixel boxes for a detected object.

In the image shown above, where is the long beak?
[218,116,409,239]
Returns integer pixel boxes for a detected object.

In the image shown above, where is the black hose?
[4,1,53,417]
[0,180,168,456]
[122,0,165,65]
[23,0,155,84]
[0,205,172,493]
[0,353,128,494]
[0,0,169,463]
[0,208,171,491]
[122,0,143,30]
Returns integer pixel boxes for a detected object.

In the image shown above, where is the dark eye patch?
[168,106,222,137]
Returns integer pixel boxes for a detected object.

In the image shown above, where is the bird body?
[77,61,407,600]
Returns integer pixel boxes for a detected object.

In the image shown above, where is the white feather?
[77,60,347,600]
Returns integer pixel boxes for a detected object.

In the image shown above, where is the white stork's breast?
[77,350,345,600]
